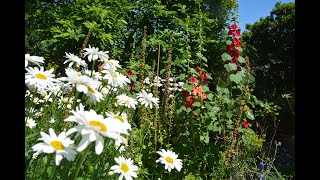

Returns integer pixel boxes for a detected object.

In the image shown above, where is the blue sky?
[237,0,295,31]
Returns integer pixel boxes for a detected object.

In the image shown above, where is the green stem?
[72,145,91,180]
[72,90,80,110]
[50,164,58,179]
[90,60,96,78]
[90,154,102,180]
[43,154,53,179]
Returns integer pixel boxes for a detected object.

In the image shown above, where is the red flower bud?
[190,77,197,83]
[182,90,190,97]
[195,66,201,72]
[243,120,249,130]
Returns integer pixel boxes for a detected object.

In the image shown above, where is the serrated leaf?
[221,53,232,62]
[189,68,199,75]
[224,63,237,72]
[183,83,193,92]
[238,56,245,64]
[179,73,185,80]
[207,93,213,100]
[192,108,200,114]
[193,101,201,107]
[229,73,243,84]
[202,85,210,92]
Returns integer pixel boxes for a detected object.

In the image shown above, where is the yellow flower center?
[35,73,47,80]
[124,100,130,104]
[50,140,64,150]
[26,121,29,125]
[165,157,174,164]
[111,72,118,78]
[114,115,125,123]
[89,120,107,132]
[88,86,95,93]
[77,73,82,77]
[107,61,114,65]
[121,163,129,173]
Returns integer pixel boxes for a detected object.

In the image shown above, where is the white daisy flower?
[25,117,37,129]
[155,149,183,172]
[136,90,159,109]
[105,111,131,133]
[65,106,126,154]
[110,156,138,180]
[64,52,87,68]
[82,69,103,80]
[101,59,122,72]
[83,45,109,62]
[102,71,130,88]
[31,128,77,165]
[116,94,138,109]
[25,66,59,91]
[59,68,100,94]
[85,85,104,105]
[25,54,45,67]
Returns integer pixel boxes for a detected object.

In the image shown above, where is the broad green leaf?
[183,83,193,92]
[207,93,213,100]
[224,63,237,72]
[221,53,232,62]
[238,56,245,64]
[229,73,243,84]
[202,85,210,92]
[179,73,185,80]
[193,101,201,107]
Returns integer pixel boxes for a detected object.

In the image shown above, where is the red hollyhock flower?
[243,120,249,130]
[228,24,241,36]
[195,66,201,72]
[231,49,240,59]
[227,44,235,54]
[228,24,238,34]
[233,29,241,37]
[190,77,197,83]
[194,114,200,118]
[233,38,241,47]
[201,72,207,79]
[182,90,190,97]
[187,95,196,104]
[197,76,202,82]
[231,57,238,65]
[203,78,207,84]
[125,69,134,77]
[184,101,194,110]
